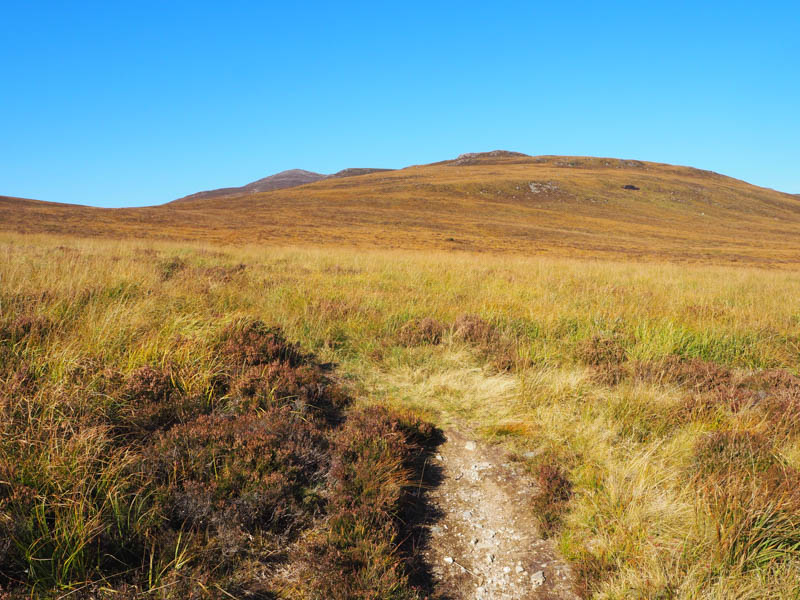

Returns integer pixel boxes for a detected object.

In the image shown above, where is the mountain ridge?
[173,167,393,203]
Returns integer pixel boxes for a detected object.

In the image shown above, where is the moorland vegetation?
[2,234,800,598]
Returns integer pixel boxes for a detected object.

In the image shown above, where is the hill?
[174,169,327,201]
[172,167,394,202]
[3,152,800,265]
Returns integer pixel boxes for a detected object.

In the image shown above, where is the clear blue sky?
[1,1,798,207]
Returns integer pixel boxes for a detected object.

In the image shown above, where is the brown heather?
[398,317,445,346]
[0,313,440,598]
[452,314,525,372]
[531,463,573,537]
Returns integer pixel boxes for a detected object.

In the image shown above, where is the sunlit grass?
[2,232,800,597]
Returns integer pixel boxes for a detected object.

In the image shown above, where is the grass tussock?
[690,430,800,582]
[452,314,528,372]
[398,317,445,346]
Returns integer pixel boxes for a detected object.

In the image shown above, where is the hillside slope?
[174,169,327,202]
[3,152,800,265]
[172,167,394,202]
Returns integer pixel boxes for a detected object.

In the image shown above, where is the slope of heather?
[174,169,327,202]
[0,310,444,598]
[172,167,394,203]
[3,152,800,265]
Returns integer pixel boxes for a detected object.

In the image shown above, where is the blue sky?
[1,1,798,207]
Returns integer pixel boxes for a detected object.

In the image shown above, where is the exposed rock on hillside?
[450,150,530,166]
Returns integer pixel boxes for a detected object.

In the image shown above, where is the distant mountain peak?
[242,169,325,193]
[173,167,392,203]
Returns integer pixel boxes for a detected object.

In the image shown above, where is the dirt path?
[422,429,578,600]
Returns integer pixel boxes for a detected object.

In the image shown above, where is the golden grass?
[3,153,800,265]
[2,232,800,597]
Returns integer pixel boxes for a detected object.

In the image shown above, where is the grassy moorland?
[3,153,800,265]
[2,233,800,598]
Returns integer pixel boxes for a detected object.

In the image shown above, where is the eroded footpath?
[423,430,578,600]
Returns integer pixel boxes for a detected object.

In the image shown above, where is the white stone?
[465,440,477,451]
[444,556,454,565]
[531,570,546,586]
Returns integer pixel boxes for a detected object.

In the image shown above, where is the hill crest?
[174,167,393,203]
[3,152,800,266]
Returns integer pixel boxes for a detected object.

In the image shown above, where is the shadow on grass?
[399,428,452,599]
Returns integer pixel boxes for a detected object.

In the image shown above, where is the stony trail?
[422,429,578,600]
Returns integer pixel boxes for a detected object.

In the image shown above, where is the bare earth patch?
[423,429,578,599]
